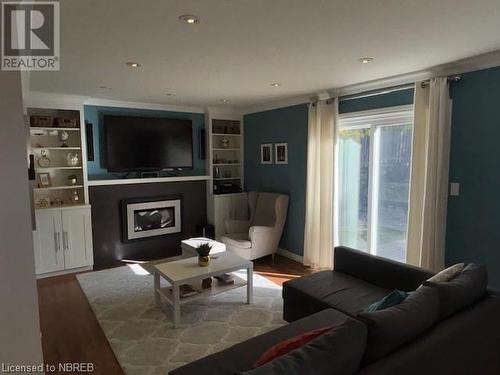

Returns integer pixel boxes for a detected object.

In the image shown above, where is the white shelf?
[212,163,241,166]
[30,127,81,131]
[34,204,90,211]
[32,147,81,150]
[156,275,246,305]
[88,175,211,186]
[35,166,83,170]
[213,148,240,151]
[212,133,241,137]
[34,185,84,191]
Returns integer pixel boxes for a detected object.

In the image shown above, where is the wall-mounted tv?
[104,115,193,172]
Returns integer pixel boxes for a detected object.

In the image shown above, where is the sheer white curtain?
[407,77,452,271]
[303,99,338,269]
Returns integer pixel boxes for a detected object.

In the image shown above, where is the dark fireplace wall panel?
[89,181,207,270]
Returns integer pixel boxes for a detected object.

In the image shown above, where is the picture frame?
[261,144,273,164]
[275,143,288,164]
[38,172,51,187]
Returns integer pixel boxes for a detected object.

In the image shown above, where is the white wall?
[0,72,44,367]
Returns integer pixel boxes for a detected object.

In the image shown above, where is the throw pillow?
[424,263,488,319]
[364,290,409,312]
[253,324,335,367]
[426,263,465,283]
[357,285,440,364]
[240,319,367,375]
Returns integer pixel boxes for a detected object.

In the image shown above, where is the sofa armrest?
[334,246,434,292]
[224,219,250,234]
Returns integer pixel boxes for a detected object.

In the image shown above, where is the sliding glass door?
[337,107,413,263]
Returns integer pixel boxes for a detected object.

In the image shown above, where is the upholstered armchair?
[220,192,289,260]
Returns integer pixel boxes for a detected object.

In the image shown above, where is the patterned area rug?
[77,264,285,375]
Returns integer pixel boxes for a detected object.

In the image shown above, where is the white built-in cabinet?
[205,109,248,238]
[33,205,93,275]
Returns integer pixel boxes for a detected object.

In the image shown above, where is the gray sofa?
[170,247,500,375]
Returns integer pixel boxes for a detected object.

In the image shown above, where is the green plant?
[196,242,212,257]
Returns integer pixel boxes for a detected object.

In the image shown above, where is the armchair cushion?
[220,233,252,249]
[253,193,280,226]
[225,219,250,234]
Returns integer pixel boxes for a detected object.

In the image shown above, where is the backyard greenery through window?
[337,107,413,263]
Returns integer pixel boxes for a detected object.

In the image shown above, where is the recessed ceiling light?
[220,99,229,103]
[179,14,199,24]
[125,62,141,68]
[165,93,176,97]
[270,82,281,87]
[358,57,374,64]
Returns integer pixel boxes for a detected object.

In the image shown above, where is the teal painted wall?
[339,88,414,113]
[84,105,205,179]
[243,90,414,256]
[446,66,500,287]
[244,104,309,255]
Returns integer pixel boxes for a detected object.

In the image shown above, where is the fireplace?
[122,196,181,241]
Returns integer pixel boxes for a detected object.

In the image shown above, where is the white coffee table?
[181,237,226,258]
[153,251,253,327]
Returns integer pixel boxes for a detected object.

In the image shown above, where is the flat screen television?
[104,115,193,172]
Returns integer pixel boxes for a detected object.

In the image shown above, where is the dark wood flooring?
[37,254,312,375]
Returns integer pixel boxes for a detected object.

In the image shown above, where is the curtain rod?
[338,75,462,102]
[339,84,414,102]
[420,75,462,88]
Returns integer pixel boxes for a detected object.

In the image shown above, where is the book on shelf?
[179,284,198,298]
[214,273,234,285]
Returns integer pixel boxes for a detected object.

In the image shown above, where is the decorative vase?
[220,137,229,148]
[198,255,210,267]
[66,152,80,166]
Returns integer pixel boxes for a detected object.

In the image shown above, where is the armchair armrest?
[249,225,274,235]
[249,225,276,249]
[224,219,250,234]
[334,246,434,292]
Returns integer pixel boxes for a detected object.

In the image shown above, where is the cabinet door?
[34,210,64,274]
[62,207,93,269]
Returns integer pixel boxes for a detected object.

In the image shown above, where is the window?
[337,106,413,263]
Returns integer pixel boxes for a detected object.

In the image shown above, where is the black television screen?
[104,115,193,171]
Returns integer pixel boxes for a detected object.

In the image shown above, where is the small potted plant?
[196,242,212,267]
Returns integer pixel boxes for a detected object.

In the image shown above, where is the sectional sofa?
[170,247,500,375]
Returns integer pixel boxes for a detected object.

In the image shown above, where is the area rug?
[77,264,285,375]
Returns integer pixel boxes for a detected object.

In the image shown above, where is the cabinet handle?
[54,232,59,252]
[63,231,69,251]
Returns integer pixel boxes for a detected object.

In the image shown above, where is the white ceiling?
[29,0,500,111]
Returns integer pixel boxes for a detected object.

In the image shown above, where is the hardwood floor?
[37,254,311,375]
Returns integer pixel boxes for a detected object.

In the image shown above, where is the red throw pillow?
[253,324,336,368]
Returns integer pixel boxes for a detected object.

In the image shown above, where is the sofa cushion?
[364,290,409,312]
[283,270,390,318]
[357,285,440,364]
[240,319,367,375]
[253,324,336,367]
[169,308,354,375]
[424,263,488,319]
[220,233,252,249]
[426,263,465,283]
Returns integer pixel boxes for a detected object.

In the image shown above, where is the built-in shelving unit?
[205,111,247,239]
[27,107,88,209]
[209,118,243,195]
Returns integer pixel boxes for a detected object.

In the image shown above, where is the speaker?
[85,122,94,161]
[199,128,206,160]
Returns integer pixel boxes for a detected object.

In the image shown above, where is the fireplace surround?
[122,196,182,241]
[89,181,206,269]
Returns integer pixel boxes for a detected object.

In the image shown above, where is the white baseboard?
[277,248,304,264]
[36,265,93,279]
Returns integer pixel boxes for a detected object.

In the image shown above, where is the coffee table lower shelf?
[155,275,246,305]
